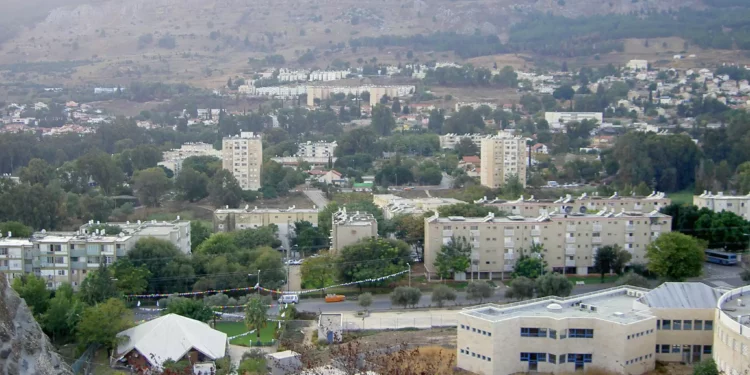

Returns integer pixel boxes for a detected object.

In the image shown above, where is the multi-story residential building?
[478,192,670,217]
[372,194,465,219]
[424,208,671,277]
[480,132,527,189]
[214,206,319,251]
[222,132,262,191]
[714,285,750,375]
[439,133,484,150]
[694,191,750,219]
[330,208,378,252]
[158,142,222,176]
[306,85,415,107]
[0,236,33,283]
[457,282,719,375]
[627,59,649,71]
[297,141,337,158]
[79,220,192,254]
[544,112,603,129]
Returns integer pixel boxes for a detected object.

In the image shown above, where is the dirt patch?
[352,327,457,349]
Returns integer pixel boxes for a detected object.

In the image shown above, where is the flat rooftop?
[462,287,653,324]
[215,207,319,214]
[428,210,669,224]
[0,238,33,246]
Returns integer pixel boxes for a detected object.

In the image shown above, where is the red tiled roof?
[462,156,481,164]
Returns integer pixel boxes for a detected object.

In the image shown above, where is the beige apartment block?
[478,191,670,217]
[694,191,750,219]
[372,194,465,219]
[423,208,671,277]
[213,206,319,232]
[458,283,722,375]
[714,285,750,375]
[330,208,378,252]
[0,236,34,283]
[158,142,222,176]
[222,132,262,191]
[79,220,192,254]
[480,132,527,189]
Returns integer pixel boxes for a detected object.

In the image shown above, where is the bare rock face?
[0,276,73,375]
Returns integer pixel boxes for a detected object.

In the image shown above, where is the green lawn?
[215,321,277,346]
[669,189,694,206]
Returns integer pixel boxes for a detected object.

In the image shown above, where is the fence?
[71,344,98,375]
[341,315,457,331]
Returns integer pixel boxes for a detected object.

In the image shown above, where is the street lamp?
[249,269,261,294]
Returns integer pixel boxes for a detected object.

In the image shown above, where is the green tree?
[12,274,50,316]
[492,66,519,88]
[553,84,575,101]
[42,283,83,343]
[0,221,33,237]
[437,204,503,217]
[505,276,535,300]
[111,258,151,295]
[434,237,471,279]
[79,264,121,305]
[76,150,124,194]
[244,296,269,340]
[163,297,215,323]
[593,245,632,281]
[646,232,705,281]
[300,253,337,296]
[391,97,402,114]
[615,272,651,288]
[371,104,396,136]
[133,167,171,207]
[175,168,209,202]
[338,238,410,286]
[466,281,494,303]
[190,221,213,252]
[182,156,222,178]
[431,284,457,307]
[693,359,719,375]
[76,298,133,357]
[209,170,243,208]
[127,238,193,293]
[512,246,548,279]
[19,158,54,185]
[427,109,445,133]
[695,211,750,251]
[536,272,573,297]
[291,221,327,257]
[358,292,373,312]
[390,286,422,308]
[455,137,479,157]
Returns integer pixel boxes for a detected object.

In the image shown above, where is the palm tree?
[244,296,269,340]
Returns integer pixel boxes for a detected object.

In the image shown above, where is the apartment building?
[0,236,33,283]
[458,282,720,375]
[158,142,222,176]
[79,220,192,254]
[214,206,319,251]
[694,191,750,219]
[222,132,262,191]
[373,194,465,219]
[714,285,750,375]
[423,208,671,277]
[439,133,484,150]
[297,141,337,158]
[478,192,671,218]
[306,85,415,107]
[330,208,378,252]
[544,112,603,130]
[480,132,527,189]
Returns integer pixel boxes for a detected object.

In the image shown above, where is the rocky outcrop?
[0,276,73,375]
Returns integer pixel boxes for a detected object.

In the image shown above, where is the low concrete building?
[458,283,721,375]
[79,219,192,254]
[373,194,465,219]
[330,208,378,252]
[694,191,750,219]
[544,112,603,129]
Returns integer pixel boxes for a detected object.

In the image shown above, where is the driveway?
[303,189,329,208]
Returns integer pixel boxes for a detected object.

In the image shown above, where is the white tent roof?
[116,314,227,367]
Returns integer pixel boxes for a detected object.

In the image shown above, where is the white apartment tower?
[480,132,527,188]
[222,132,263,191]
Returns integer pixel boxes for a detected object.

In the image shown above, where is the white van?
[278,294,299,304]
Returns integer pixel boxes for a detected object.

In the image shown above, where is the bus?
[705,250,738,265]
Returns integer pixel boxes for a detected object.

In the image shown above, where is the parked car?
[279,294,299,304]
[325,294,346,303]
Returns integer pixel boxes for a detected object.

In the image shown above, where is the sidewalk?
[340,310,459,331]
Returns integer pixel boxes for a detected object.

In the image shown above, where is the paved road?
[303,189,329,208]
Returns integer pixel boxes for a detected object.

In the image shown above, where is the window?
[0,248,7,256]
[673,320,682,330]
[705,320,714,330]
[661,345,670,353]
[672,345,680,353]
[521,328,547,337]
[520,353,546,362]
[568,329,594,338]
[560,354,566,363]
[549,354,557,364]
[662,320,671,330]
[695,320,703,330]
[55,257,65,264]
[684,320,692,330]
[657,320,661,330]
[550,329,557,339]
[704,345,712,354]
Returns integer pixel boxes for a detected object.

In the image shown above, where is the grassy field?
[215,321,277,346]
[669,189,694,206]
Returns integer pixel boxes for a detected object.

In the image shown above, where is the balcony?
[504,229,514,237]
[504,253,514,260]
[87,262,100,268]
[531,229,541,237]
[565,237,576,244]
[565,259,576,267]
[70,249,86,258]
[531,237,542,245]
[592,237,602,244]
[86,248,101,256]
[471,241,480,249]
[650,225,661,231]
[504,264,514,272]
[116,248,127,257]
[504,240,514,248]
[565,247,576,256]
[71,262,87,270]
[593,224,603,232]
[31,260,40,268]
[566,225,577,232]
[442,230,453,237]
[626,237,635,243]
[471,252,481,261]
[469,230,480,237]
[0,266,8,271]
[625,224,635,232]
[651,234,660,241]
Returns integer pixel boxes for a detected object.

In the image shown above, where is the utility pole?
[407,263,411,288]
